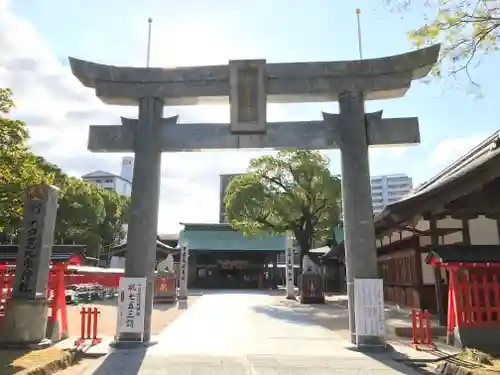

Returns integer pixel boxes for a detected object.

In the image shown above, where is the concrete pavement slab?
[79,292,427,374]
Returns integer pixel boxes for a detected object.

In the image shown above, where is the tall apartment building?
[81,156,134,197]
[219,173,242,223]
[370,174,413,214]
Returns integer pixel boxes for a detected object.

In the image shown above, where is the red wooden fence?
[0,266,15,315]
[450,270,500,328]
[0,265,68,335]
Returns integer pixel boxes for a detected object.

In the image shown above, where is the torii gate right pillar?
[336,91,383,347]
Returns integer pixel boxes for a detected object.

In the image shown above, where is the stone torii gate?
[69,44,440,347]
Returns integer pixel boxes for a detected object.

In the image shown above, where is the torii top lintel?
[68,44,440,106]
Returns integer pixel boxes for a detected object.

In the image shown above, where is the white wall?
[121,157,134,183]
[378,215,500,286]
[110,256,125,269]
[121,223,128,244]
[115,179,132,197]
[469,216,499,244]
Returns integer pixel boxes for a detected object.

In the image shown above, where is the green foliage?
[389,0,500,79]
[0,89,46,232]
[98,189,129,250]
[0,88,130,257]
[224,150,342,255]
[0,88,14,114]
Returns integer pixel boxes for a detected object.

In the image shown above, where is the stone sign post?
[285,235,295,300]
[2,184,59,345]
[178,245,189,300]
[69,44,439,348]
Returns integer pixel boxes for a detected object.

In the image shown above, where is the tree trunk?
[295,231,312,270]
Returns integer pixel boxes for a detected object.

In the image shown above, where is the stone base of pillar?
[111,331,158,349]
[0,299,52,348]
[46,319,68,343]
[286,295,296,300]
[344,334,392,353]
[300,296,325,304]
[110,339,158,349]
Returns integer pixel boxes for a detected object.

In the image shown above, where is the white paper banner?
[354,278,386,340]
[117,277,147,336]
[178,246,189,298]
[285,235,295,298]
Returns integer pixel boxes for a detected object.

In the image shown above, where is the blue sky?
[4,0,500,231]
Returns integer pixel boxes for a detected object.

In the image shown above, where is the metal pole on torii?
[356,9,363,60]
[146,17,153,68]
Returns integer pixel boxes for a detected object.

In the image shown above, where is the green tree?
[98,190,130,252]
[36,156,67,186]
[388,0,500,78]
[0,89,130,253]
[0,89,46,235]
[224,150,342,256]
[55,178,106,257]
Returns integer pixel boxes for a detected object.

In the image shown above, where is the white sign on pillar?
[116,277,147,340]
[353,278,386,344]
[178,245,189,300]
[285,234,295,300]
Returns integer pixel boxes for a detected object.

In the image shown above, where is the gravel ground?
[51,358,94,375]
[66,296,200,337]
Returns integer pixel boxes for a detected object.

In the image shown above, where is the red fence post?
[0,267,5,315]
[412,309,436,351]
[75,307,101,346]
[411,309,419,349]
[75,307,86,346]
[49,270,58,323]
[447,274,456,345]
[91,308,102,345]
[57,267,68,335]
[494,275,500,326]
[6,269,13,300]
[86,307,92,340]
[418,310,424,347]
[423,309,437,350]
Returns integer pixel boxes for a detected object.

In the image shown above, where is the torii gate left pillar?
[105,95,168,344]
[119,96,165,344]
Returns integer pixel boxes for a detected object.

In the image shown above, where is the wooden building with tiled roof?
[178,223,286,289]
[374,130,500,325]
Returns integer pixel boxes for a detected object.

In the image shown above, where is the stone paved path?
[80,291,424,374]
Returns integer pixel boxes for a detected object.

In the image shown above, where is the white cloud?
[0,3,274,234]
[406,133,488,186]
[2,2,461,234]
[427,134,487,172]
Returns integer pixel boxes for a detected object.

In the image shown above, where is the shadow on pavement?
[88,348,147,375]
[192,289,285,296]
[252,298,350,336]
[366,351,438,375]
[252,295,461,375]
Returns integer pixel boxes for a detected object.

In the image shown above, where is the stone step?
[387,318,447,338]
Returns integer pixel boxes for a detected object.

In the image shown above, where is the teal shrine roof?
[178,223,286,252]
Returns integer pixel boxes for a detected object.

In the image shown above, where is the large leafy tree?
[388,0,500,79]
[0,88,130,256]
[55,178,106,257]
[224,150,342,256]
[0,89,46,236]
[98,190,129,252]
